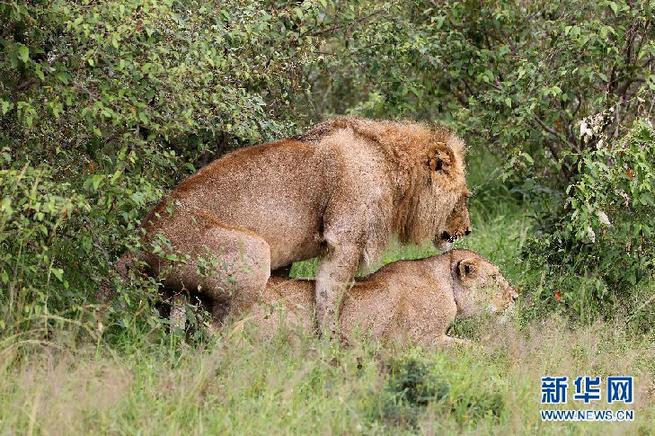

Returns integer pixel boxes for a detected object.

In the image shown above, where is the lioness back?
[241,250,517,346]
[249,276,315,332]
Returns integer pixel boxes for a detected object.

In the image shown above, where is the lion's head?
[400,127,471,249]
[435,192,471,251]
[297,117,471,250]
[449,250,517,317]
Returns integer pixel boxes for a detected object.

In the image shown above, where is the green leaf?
[1,197,13,215]
[17,44,29,63]
[55,72,70,85]
[521,152,534,165]
[138,111,149,124]
[51,268,64,282]
[0,100,12,115]
[34,64,45,81]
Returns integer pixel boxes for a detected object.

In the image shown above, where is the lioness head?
[450,251,517,317]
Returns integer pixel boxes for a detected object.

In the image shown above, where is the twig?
[532,115,577,152]
[16,77,38,91]
[302,9,386,38]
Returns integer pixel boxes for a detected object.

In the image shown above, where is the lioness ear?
[457,258,478,279]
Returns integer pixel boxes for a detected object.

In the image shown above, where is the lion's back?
[145,139,333,267]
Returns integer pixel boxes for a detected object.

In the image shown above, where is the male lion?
[121,117,471,336]
[234,249,518,347]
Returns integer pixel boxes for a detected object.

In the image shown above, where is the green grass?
[1,150,654,434]
[1,318,653,434]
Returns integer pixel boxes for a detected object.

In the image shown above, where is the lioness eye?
[435,159,443,171]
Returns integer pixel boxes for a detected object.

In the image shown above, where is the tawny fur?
[129,117,471,335]
[240,250,518,347]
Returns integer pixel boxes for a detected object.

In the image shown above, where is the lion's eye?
[434,159,443,171]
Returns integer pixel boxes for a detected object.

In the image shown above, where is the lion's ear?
[456,258,478,279]
[428,143,454,173]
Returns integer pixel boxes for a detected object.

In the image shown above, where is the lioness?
[124,117,471,336]
[238,250,518,347]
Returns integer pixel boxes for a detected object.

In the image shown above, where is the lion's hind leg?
[148,210,272,330]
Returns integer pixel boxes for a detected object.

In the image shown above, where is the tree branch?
[532,115,577,154]
[302,9,386,38]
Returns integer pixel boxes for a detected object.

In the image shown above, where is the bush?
[0,152,86,333]
[526,120,655,325]
[0,145,170,338]
[371,353,505,429]
[311,0,655,186]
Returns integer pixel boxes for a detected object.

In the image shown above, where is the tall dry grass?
[0,317,653,435]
